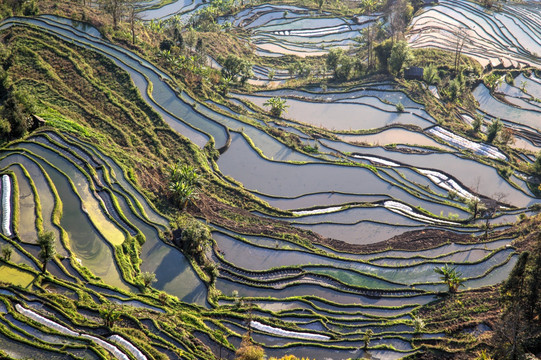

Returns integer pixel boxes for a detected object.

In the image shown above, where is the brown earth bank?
[190,190,529,253]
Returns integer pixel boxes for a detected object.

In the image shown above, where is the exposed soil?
[323,228,475,253]
[191,192,496,253]
[191,193,325,243]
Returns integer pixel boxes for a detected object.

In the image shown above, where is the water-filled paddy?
[237,94,434,130]
[0,9,533,358]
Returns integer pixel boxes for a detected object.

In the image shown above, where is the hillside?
[0,0,540,359]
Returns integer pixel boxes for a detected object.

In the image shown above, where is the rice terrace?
[0,0,540,359]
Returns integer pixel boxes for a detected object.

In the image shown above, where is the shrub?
[235,334,265,360]
[1,244,12,261]
[263,97,289,118]
[159,39,174,52]
[423,63,440,85]
[22,0,38,16]
[139,272,157,288]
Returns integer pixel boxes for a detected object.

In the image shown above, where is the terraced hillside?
[0,0,540,359]
[218,4,378,57]
[408,0,541,68]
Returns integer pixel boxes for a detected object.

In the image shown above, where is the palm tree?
[263,97,289,117]
[100,304,120,328]
[169,180,197,210]
[38,231,56,273]
[434,264,466,293]
[358,0,382,69]
[412,315,425,336]
[179,164,200,186]
[168,162,201,210]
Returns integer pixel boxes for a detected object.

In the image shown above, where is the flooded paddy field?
[1,1,540,358]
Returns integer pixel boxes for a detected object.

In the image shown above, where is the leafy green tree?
[326,48,343,74]
[184,27,197,49]
[486,118,502,143]
[22,0,38,15]
[263,97,289,118]
[37,231,56,274]
[447,75,466,101]
[326,49,355,81]
[181,220,211,264]
[361,0,380,14]
[334,56,354,81]
[1,88,36,140]
[485,73,503,91]
[374,38,393,71]
[140,271,157,288]
[363,328,373,350]
[292,60,311,78]
[467,198,486,219]
[388,41,414,76]
[160,39,174,52]
[434,264,466,293]
[220,54,253,84]
[169,181,197,210]
[172,23,184,49]
[1,244,12,261]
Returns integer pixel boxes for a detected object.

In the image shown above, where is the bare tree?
[127,1,141,44]
[453,26,472,72]
[358,0,383,69]
[387,0,413,43]
[99,0,128,28]
[357,21,384,69]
